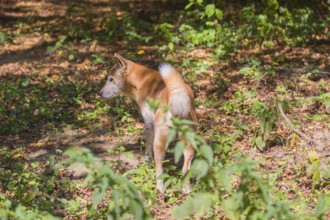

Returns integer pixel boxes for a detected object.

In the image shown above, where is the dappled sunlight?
[0,0,329,219]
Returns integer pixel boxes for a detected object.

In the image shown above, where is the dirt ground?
[0,0,329,219]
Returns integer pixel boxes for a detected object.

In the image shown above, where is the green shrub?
[169,117,329,219]
[160,0,328,56]
[64,148,152,219]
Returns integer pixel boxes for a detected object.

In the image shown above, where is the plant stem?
[276,102,324,149]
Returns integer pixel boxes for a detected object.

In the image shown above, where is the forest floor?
[0,0,329,219]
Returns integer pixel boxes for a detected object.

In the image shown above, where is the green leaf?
[192,159,209,178]
[255,136,266,151]
[118,145,126,152]
[178,119,197,126]
[67,199,80,212]
[173,200,193,219]
[201,145,213,165]
[217,170,232,193]
[310,114,328,121]
[322,167,330,179]
[60,198,68,204]
[215,9,223,20]
[157,173,169,180]
[21,79,30,87]
[92,188,104,207]
[191,193,213,215]
[92,54,105,64]
[4,199,11,208]
[205,4,215,18]
[68,53,74,61]
[166,129,177,146]
[130,200,143,220]
[222,196,240,220]
[312,171,321,184]
[23,192,36,203]
[309,160,320,173]
[73,97,82,105]
[0,32,8,44]
[7,181,16,191]
[0,193,5,200]
[168,42,174,51]
[258,14,268,24]
[239,66,254,77]
[173,193,212,219]
[314,197,327,217]
[163,178,173,190]
[174,141,185,163]
[167,197,177,205]
[185,2,194,10]
[223,144,231,153]
[147,98,160,111]
[185,131,197,148]
[125,151,134,159]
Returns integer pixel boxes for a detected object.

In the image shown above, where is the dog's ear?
[113,53,127,69]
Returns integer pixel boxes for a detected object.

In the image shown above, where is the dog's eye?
[109,77,114,82]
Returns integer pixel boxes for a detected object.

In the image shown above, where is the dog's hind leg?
[182,143,194,194]
[141,104,155,162]
[153,110,172,194]
[144,124,154,162]
[153,124,169,194]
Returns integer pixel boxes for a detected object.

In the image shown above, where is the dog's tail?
[159,63,191,118]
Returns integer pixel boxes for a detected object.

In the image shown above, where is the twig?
[276,102,324,149]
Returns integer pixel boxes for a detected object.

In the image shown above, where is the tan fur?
[99,53,196,193]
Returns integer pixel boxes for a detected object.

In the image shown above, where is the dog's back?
[123,61,196,121]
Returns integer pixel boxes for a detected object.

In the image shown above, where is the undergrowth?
[0,0,329,219]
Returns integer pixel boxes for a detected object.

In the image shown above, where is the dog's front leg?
[141,104,155,162]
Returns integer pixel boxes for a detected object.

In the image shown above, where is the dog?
[99,53,196,193]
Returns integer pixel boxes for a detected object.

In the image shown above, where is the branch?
[276,102,324,149]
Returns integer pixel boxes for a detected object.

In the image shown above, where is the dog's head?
[99,53,128,99]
